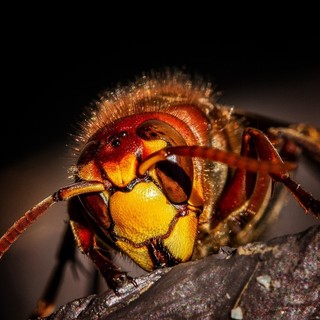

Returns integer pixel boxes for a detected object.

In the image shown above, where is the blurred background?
[0,19,319,319]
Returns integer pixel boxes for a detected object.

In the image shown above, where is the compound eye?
[77,140,100,165]
[155,159,192,204]
[137,120,193,204]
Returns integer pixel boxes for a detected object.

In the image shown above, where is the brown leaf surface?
[41,225,320,320]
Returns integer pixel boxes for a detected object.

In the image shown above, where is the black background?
[1,15,320,319]
[2,25,319,167]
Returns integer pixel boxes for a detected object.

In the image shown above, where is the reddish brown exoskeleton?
[0,71,319,317]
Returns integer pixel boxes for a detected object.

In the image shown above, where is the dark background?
[2,29,319,167]
[1,21,319,319]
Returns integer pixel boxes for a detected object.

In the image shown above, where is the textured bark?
[41,225,320,320]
